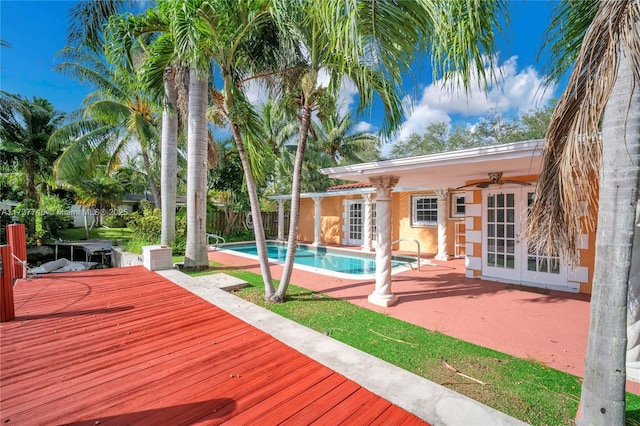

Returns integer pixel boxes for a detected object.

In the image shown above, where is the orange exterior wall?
[296,195,355,245]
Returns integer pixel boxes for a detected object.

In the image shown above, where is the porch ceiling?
[322,139,545,190]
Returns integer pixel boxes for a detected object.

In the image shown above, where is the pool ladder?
[207,233,226,250]
[391,238,421,271]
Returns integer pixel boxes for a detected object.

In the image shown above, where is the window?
[412,196,438,226]
[451,193,466,218]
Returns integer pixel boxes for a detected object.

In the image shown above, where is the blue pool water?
[222,242,412,276]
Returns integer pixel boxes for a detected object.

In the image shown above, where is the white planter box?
[142,245,172,271]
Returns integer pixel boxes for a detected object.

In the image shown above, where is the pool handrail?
[207,233,226,250]
[391,238,420,271]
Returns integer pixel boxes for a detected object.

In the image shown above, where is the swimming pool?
[219,242,416,279]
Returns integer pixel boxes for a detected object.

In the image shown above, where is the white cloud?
[354,121,373,133]
[396,56,556,142]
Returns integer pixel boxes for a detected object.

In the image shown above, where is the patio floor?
[0,267,430,425]
[209,247,640,396]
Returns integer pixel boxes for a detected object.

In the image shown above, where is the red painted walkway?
[0,267,427,425]
[209,248,640,396]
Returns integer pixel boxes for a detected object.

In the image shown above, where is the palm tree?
[50,49,161,207]
[191,0,304,289]
[312,112,380,165]
[0,93,64,204]
[526,1,639,423]
[270,0,509,302]
[74,172,125,236]
[108,5,187,247]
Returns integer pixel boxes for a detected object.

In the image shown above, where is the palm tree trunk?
[229,122,275,298]
[184,68,209,270]
[25,157,38,204]
[273,105,312,302]
[140,149,161,209]
[161,65,178,245]
[577,49,640,425]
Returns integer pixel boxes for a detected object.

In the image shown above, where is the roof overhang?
[321,139,545,190]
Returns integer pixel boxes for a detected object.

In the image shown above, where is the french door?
[483,188,568,287]
[346,200,363,246]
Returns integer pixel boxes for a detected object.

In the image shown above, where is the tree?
[526,1,639,423]
[192,0,304,288]
[312,112,381,165]
[74,172,125,237]
[389,106,554,158]
[271,0,509,302]
[50,48,161,207]
[0,93,64,205]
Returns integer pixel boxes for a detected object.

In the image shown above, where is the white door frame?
[482,186,569,289]
[344,199,364,246]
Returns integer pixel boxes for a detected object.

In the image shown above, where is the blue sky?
[1,0,563,149]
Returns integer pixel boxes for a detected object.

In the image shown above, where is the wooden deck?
[0,266,427,425]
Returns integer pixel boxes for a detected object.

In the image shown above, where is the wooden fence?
[206,211,288,239]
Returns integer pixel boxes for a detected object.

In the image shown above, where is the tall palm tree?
[109,6,187,246]
[527,1,640,423]
[270,0,509,302]
[192,0,304,289]
[0,93,64,204]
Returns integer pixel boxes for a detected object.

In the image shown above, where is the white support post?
[277,199,286,242]
[362,193,373,252]
[312,196,322,246]
[368,175,399,307]
[434,188,450,261]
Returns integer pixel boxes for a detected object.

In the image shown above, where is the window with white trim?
[411,195,438,226]
[451,193,466,218]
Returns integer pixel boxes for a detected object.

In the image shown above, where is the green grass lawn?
[187,262,640,426]
[58,227,132,244]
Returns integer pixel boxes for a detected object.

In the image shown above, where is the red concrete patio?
[209,248,640,396]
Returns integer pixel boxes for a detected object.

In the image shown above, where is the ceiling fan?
[457,172,532,189]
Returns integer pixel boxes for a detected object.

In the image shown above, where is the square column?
[312,196,322,246]
[368,175,399,307]
[277,199,286,241]
[434,189,450,261]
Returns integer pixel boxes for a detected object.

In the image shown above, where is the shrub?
[103,213,128,228]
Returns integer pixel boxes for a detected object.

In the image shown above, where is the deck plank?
[0,266,427,425]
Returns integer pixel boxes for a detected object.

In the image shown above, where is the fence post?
[1,245,15,322]
[7,224,26,279]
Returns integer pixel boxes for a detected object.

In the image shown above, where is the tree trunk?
[184,68,209,270]
[273,105,312,302]
[229,122,275,298]
[628,199,640,383]
[25,157,38,204]
[161,65,178,245]
[577,49,640,425]
[140,149,161,209]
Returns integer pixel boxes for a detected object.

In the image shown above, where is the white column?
[277,199,286,241]
[368,175,399,307]
[312,196,322,246]
[434,189,450,261]
[362,193,373,252]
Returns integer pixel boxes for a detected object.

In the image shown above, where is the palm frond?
[525,0,640,261]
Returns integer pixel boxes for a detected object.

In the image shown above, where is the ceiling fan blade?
[476,181,491,188]
[502,180,532,186]
[456,181,486,189]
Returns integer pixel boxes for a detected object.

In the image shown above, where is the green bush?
[103,213,128,228]
[126,201,187,255]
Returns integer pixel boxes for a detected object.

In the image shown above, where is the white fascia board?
[267,187,377,200]
[321,139,545,180]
